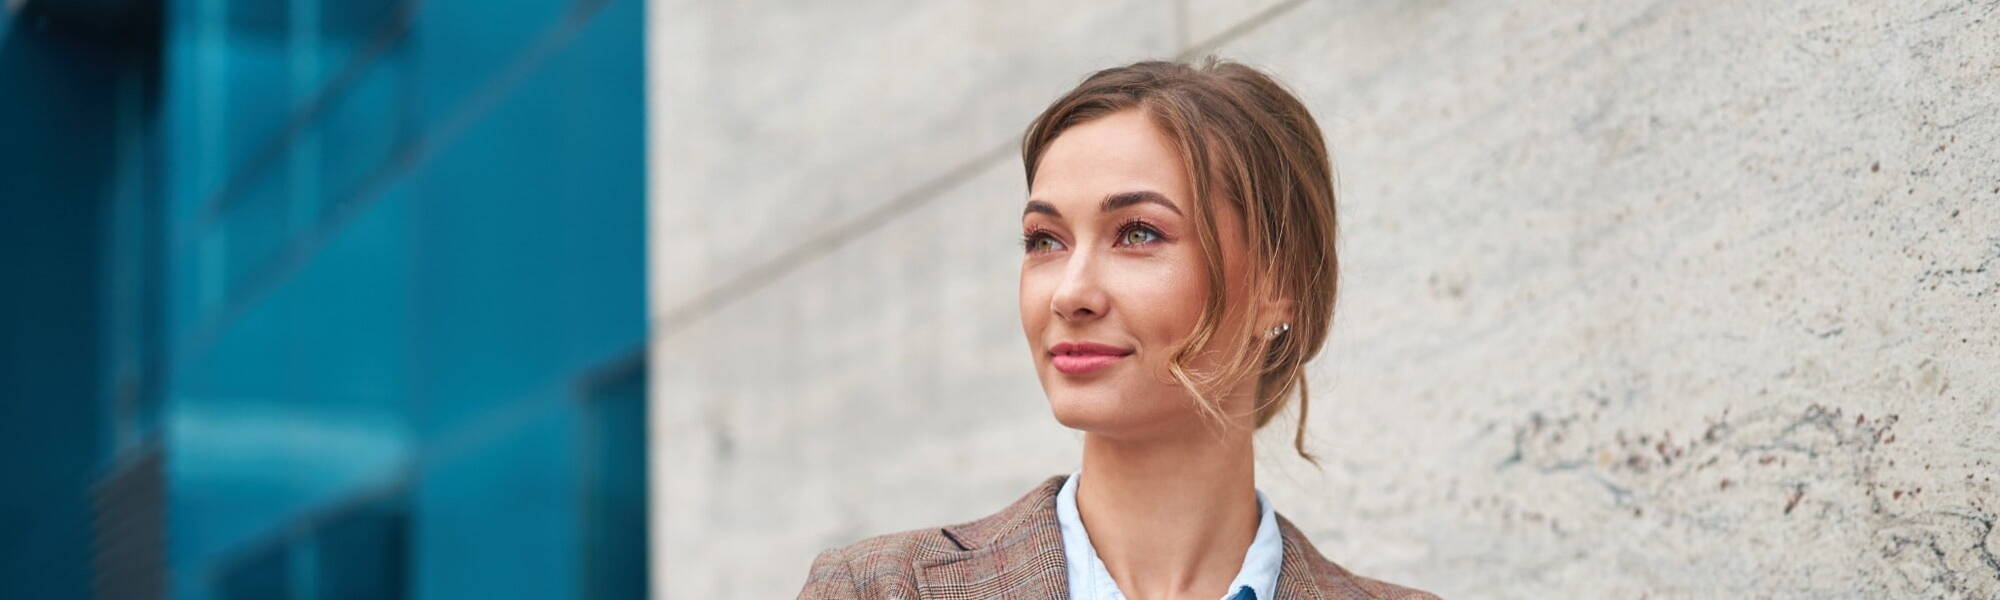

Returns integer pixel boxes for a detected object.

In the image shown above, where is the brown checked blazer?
[797,475,1441,599]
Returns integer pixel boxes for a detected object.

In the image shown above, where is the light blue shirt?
[1055,471,1283,600]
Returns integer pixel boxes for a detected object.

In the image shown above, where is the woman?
[798,58,1439,600]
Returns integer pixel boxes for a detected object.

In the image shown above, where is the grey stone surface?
[648,1,2000,598]
[645,0,1176,315]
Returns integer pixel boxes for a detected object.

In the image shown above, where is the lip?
[1048,341,1134,375]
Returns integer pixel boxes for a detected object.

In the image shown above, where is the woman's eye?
[1118,225,1161,246]
[1023,233,1066,253]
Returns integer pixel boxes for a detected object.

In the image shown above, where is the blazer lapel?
[915,476,1071,600]
[1273,514,1387,600]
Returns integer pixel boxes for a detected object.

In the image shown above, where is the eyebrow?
[1102,190,1182,215]
[1022,190,1184,219]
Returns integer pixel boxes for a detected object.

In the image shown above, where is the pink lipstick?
[1048,341,1134,375]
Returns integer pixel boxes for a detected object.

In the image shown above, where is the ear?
[1260,284,1296,336]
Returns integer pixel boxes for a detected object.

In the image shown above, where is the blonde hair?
[1021,58,1338,461]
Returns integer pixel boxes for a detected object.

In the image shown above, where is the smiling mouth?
[1047,342,1134,375]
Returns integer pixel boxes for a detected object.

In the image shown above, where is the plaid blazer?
[797,475,1440,599]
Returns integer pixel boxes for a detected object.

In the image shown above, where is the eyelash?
[1020,218,1168,254]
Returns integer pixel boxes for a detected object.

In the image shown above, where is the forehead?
[1029,110,1190,206]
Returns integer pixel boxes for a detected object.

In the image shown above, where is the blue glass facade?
[2,0,649,597]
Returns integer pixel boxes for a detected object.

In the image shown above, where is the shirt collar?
[1055,471,1283,600]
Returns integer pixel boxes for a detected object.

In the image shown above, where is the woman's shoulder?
[798,476,1070,599]
[1273,512,1444,600]
[813,474,1067,559]
[1347,574,1444,600]
[801,518,967,580]
[796,526,952,599]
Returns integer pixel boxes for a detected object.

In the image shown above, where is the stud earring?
[1266,322,1291,338]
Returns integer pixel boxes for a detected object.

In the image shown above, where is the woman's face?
[1020,109,1258,440]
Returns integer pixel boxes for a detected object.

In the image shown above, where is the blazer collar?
[916,475,1072,599]
[913,474,1381,600]
[1273,514,1395,599]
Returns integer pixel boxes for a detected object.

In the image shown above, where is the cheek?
[1019,266,1050,338]
[1114,253,1210,350]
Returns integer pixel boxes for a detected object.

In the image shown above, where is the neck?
[1076,421,1260,600]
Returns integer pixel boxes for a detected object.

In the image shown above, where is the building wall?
[0,6,150,597]
[645,1,1999,598]
[0,0,652,598]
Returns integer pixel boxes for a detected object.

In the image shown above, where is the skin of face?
[1020,109,1272,442]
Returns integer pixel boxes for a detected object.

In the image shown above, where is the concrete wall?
[646,1,2000,597]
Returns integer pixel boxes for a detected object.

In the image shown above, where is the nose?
[1050,247,1109,322]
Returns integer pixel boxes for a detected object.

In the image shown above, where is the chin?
[1047,400,1117,433]
[1043,384,1130,431]
[1043,384,1185,437]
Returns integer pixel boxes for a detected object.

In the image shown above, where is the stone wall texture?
[645,1,2000,598]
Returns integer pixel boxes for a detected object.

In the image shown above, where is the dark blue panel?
[0,6,146,598]
[410,0,645,435]
[409,0,574,122]
[221,9,293,179]
[582,357,648,600]
[315,35,414,205]
[414,401,582,599]
[216,543,291,600]
[316,496,410,600]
